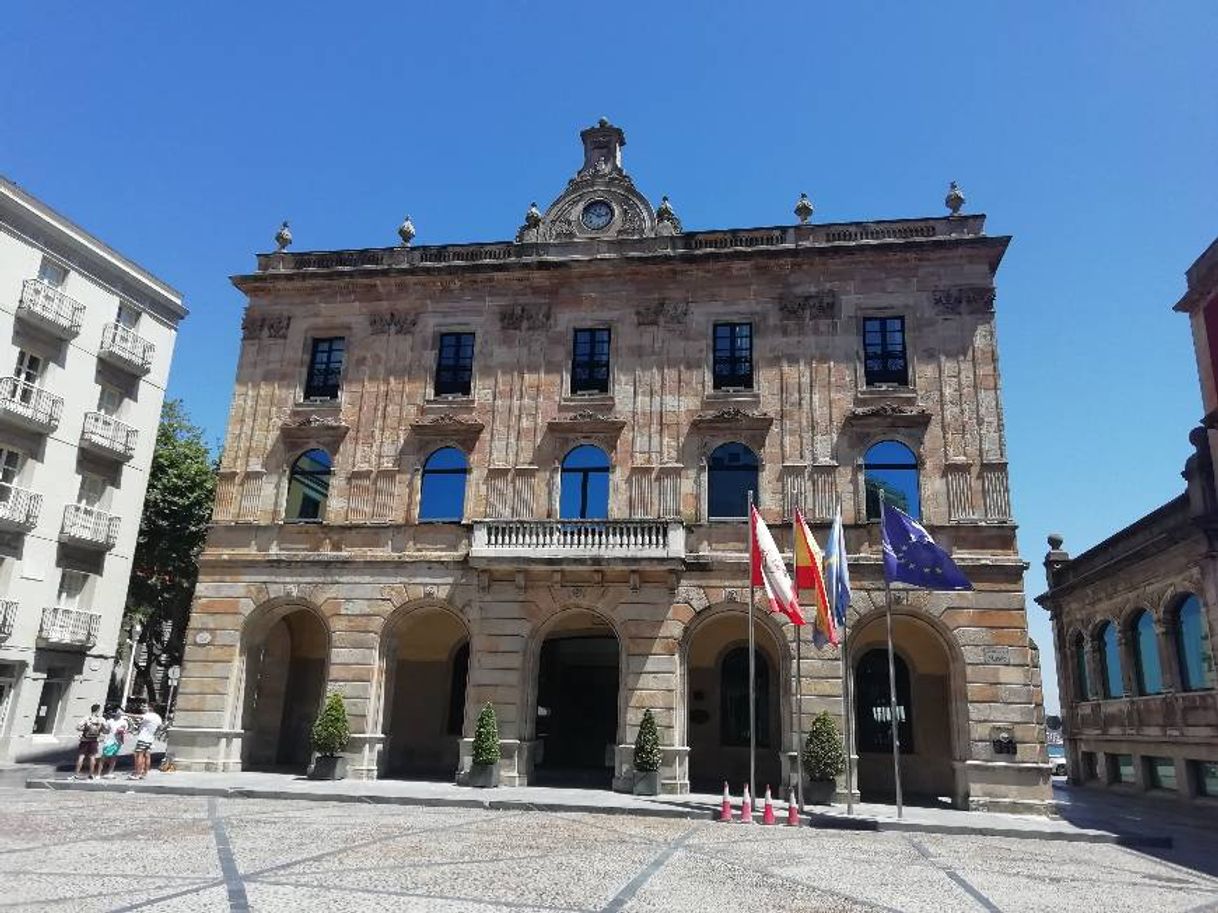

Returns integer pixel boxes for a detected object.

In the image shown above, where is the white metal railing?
[0,482,42,529]
[471,519,685,560]
[0,376,63,429]
[0,600,16,639]
[39,606,101,646]
[17,278,84,336]
[100,322,155,373]
[81,411,138,459]
[60,503,120,549]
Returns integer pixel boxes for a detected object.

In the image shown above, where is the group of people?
[72,701,165,780]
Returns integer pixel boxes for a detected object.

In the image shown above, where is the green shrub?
[633,709,662,773]
[310,692,351,757]
[802,711,846,782]
[472,703,501,766]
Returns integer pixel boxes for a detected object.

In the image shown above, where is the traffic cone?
[786,788,800,826]
[762,785,776,825]
[740,785,754,823]
[719,782,733,822]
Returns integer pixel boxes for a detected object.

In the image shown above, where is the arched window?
[1097,621,1123,699]
[286,449,332,521]
[419,447,468,521]
[720,646,769,747]
[707,442,758,520]
[855,648,913,753]
[1175,594,1214,691]
[1072,632,1091,701]
[560,445,610,519]
[864,440,920,520]
[1131,610,1163,695]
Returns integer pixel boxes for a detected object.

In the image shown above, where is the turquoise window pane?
[1149,757,1177,790]
[1177,596,1214,691]
[1196,761,1218,797]
[1100,623,1123,698]
[1074,637,1090,700]
[1134,611,1162,695]
[1115,754,1135,783]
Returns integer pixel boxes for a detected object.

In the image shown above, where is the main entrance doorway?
[533,612,619,787]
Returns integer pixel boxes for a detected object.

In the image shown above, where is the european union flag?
[880,502,973,591]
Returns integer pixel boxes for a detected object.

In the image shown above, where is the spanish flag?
[793,509,838,646]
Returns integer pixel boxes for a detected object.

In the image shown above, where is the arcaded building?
[1039,239,1218,803]
[171,121,1050,812]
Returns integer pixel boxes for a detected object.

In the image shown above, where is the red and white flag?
[750,506,802,625]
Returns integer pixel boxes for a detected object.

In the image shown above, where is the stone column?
[1155,618,1181,693]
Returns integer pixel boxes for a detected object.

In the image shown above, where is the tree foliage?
[311,692,351,756]
[802,711,846,782]
[472,703,501,766]
[633,708,662,772]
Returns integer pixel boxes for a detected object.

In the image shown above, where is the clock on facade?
[580,200,614,231]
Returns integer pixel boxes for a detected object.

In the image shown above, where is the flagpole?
[841,615,853,816]
[747,489,756,807]
[795,618,804,811]
[884,576,904,819]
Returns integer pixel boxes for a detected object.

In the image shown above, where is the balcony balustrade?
[470,519,685,562]
[16,279,85,339]
[39,606,101,647]
[0,600,16,640]
[0,377,63,433]
[0,482,42,531]
[80,411,138,461]
[99,322,154,375]
[60,503,120,550]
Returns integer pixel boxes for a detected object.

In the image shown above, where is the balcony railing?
[0,600,16,640]
[0,482,42,531]
[99,322,155,375]
[470,519,685,561]
[39,606,101,647]
[60,503,120,550]
[16,278,84,338]
[80,412,138,461]
[0,377,63,432]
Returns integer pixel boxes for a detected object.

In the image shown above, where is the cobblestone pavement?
[3,790,1217,913]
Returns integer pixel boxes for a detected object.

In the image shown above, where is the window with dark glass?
[712,322,753,390]
[560,445,610,519]
[707,442,758,519]
[855,648,913,754]
[571,328,611,395]
[1175,594,1214,691]
[864,440,920,520]
[1132,609,1163,695]
[418,447,469,521]
[286,448,332,521]
[720,646,770,748]
[1098,621,1123,698]
[435,332,475,396]
[304,337,345,400]
[863,316,909,386]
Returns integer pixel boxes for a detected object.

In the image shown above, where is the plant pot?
[308,754,347,781]
[469,762,500,788]
[632,770,661,796]
[805,778,835,805]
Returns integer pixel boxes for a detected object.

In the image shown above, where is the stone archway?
[241,605,329,773]
[380,605,470,779]
[849,611,963,804]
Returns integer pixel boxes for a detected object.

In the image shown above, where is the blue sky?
[3,2,1216,712]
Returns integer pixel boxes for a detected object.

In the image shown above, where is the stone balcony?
[0,600,16,640]
[16,278,84,339]
[60,503,120,550]
[80,411,138,461]
[39,606,101,647]
[99,322,154,375]
[469,519,685,565]
[0,482,42,532]
[0,377,63,433]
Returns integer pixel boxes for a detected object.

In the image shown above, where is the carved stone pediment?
[409,413,485,438]
[242,313,292,340]
[369,311,418,335]
[932,286,995,316]
[500,303,552,331]
[779,289,839,321]
[546,411,627,436]
[280,412,349,445]
[636,299,689,327]
[845,402,932,426]
[691,407,774,433]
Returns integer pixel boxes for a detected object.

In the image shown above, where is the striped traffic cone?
[740,785,754,823]
[761,785,776,825]
[718,782,733,822]
[786,788,800,826]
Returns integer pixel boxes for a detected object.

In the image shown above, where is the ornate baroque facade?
[172,121,1050,812]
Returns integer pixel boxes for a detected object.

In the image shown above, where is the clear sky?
[3,2,1215,712]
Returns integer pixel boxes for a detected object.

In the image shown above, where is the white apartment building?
[0,177,187,762]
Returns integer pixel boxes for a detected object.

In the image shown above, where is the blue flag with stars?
[880,502,973,591]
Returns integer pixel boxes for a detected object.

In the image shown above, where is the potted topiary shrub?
[632,708,662,795]
[802,710,846,804]
[469,702,501,788]
[308,691,351,780]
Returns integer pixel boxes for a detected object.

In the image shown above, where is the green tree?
[311,692,352,756]
[633,708,662,773]
[802,711,847,782]
[472,703,501,765]
[122,399,216,707]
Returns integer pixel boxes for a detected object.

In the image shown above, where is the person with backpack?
[71,704,105,780]
[98,707,129,779]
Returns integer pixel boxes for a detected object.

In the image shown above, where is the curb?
[23,779,1171,847]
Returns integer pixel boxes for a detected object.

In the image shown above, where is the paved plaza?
[3,788,1217,913]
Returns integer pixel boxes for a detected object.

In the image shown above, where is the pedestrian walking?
[129,702,163,780]
[99,707,129,779]
[71,704,105,780]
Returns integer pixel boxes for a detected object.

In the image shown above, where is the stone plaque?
[983,646,1010,665]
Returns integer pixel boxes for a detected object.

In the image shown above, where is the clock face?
[580,200,614,231]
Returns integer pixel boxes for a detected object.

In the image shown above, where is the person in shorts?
[72,704,105,780]
[129,702,163,780]
[99,707,129,779]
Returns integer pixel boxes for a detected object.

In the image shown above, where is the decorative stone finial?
[524,201,542,229]
[794,192,814,225]
[655,195,682,236]
[656,195,676,223]
[598,116,610,127]
[945,181,965,215]
[274,220,292,252]
[397,215,416,246]
[1047,533,1064,550]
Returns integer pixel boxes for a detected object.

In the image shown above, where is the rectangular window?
[1193,760,1218,797]
[435,332,475,397]
[1111,753,1136,784]
[712,322,753,390]
[98,386,123,417]
[79,474,106,508]
[57,570,90,609]
[1082,751,1098,781]
[571,328,611,395]
[863,316,909,386]
[1148,757,1177,791]
[304,337,345,400]
[116,303,140,329]
[37,257,67,288]
[0,448,20,485]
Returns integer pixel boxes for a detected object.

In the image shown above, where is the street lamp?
[120,622,143,710]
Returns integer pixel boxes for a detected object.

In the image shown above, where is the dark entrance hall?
[534,634,619,788]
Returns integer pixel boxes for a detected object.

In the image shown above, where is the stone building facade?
[1038,238,1218,803]
[171,121,1051,812]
